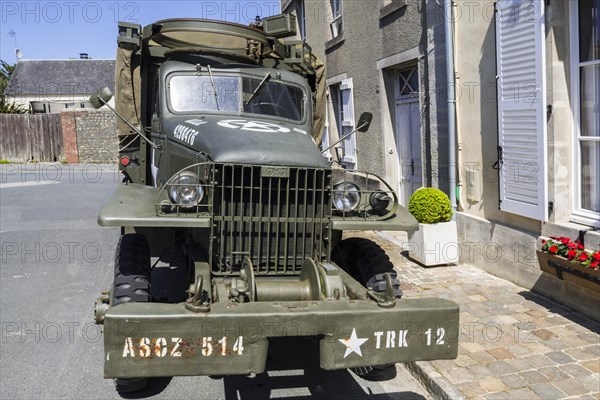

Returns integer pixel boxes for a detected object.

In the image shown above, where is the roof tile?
[5,59,115,96]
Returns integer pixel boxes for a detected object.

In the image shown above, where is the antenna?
[9,30,20,62]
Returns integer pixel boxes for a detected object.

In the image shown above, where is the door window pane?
[580,64,600,137]
[580,141,600,213]
[577,0,600,218]
[579,0,600,62]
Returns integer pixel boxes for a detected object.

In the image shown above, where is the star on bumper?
[338,328,369,358]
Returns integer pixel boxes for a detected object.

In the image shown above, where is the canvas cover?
[114,22,326,141]
[115,47,141,135]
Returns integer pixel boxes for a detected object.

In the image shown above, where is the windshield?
[168,74,305,121]
[169,76,239,112]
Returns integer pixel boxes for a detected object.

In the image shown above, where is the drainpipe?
[444,0,457,220]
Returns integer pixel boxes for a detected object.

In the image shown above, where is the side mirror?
[321,112,374,155]
[89,87,113,109]
[87,86,156,148]
[356,112,373,132]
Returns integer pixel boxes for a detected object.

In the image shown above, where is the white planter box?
[407,221,459,266]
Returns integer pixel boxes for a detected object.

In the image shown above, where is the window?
[571,0,600,225]
[167,74,305,121]
[397,68,419,98]
[295,0,306,40]
[329,0,343,39]
[169,75,239,113]
[284,0,306,40]
[331,78,356,169]
[242,77,304,121]
[380,0,407,18]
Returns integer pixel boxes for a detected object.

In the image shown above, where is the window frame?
[295,0,306,40]
[379,0,407,19]
[164,71,308,124]
[329,0,343,39]
[569,0,600,227]
[331,78,357,170]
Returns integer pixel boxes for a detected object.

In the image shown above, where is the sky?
[0,0,281,63]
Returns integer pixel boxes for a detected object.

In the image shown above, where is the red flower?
[577,242,585,250]
[567,242,577,250]
[578,252,589,262]
[590,261,599,269]
[567,250,577,260]
[560,237,570,245]
[549,246,558,254]
[592,252,600,261]
[542,240,546,245]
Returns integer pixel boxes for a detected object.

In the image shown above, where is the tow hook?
[94,290,110,324]
[366,273,397,308]
[186,275,210,313]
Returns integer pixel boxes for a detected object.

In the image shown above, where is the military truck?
[92,14,459,393]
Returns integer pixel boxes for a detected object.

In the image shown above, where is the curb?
[405,361,464,400]
[376,231,407,250]
[375,231,464,399]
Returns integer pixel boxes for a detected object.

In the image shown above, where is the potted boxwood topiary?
[407,188,458,266]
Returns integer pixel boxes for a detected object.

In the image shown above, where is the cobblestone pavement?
[355,231,600,400]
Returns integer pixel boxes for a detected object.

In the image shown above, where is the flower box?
[406,187,457,266]
[408,221,459,266]
[536,250,600,294]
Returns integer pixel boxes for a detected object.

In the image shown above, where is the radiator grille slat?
[212,164,331,276]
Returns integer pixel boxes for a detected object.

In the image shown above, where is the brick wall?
[60,111,86,163]
[61,109,118,163]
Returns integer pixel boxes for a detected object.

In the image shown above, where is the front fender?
[98,183,211,228]
[332,205,418,231]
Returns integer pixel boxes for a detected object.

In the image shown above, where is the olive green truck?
[91,14,459,393]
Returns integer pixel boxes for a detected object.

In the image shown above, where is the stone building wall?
[60,109,118,163]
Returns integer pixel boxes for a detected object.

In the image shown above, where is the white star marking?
[338,328,369,358]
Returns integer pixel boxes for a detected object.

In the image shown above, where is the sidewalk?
[359,231,600,400]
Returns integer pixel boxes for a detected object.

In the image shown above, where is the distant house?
[4,58,115,113]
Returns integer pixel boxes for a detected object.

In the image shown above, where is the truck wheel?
[332,238,401,381]
[332,238,402,298]
[112,233,151,393]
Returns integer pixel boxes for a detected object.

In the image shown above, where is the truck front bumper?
[104,298,459,378]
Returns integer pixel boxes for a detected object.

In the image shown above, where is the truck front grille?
[211,164,331,275]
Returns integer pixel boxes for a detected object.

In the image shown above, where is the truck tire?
[112,233,151,393]
[332,238,401,381]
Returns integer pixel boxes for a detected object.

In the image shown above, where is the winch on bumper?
[102,296,459,378]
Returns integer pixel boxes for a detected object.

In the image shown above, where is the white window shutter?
[322,92,333,161]
[496,0,548,221]
[340,78,356,168]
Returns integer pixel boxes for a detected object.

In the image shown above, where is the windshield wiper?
[207,65,220,111]
[245,72,272,105]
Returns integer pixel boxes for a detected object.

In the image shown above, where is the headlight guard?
[156,163,214,215]
[167,171,205,208]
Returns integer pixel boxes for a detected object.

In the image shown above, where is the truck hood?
[163,116,330,168]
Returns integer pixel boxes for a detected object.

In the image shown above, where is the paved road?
[0,164,431,400]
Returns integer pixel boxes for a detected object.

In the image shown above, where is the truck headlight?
[168,171,205,208]
[370,192,392,213]
[332,182,360,212]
